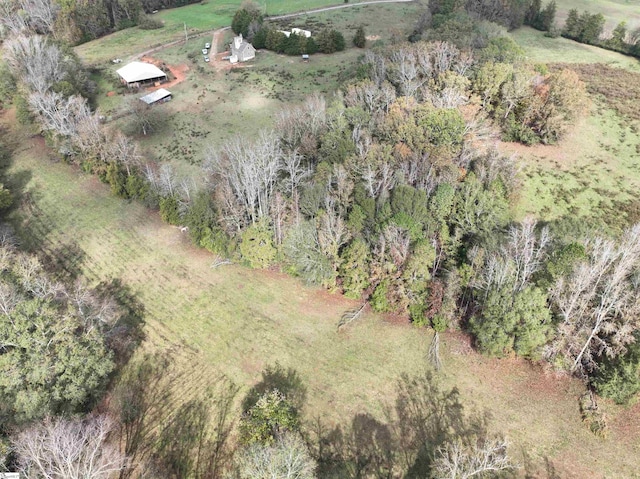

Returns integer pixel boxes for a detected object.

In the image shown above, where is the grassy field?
[506,107,640,226]
[554,0,640,30]
[510,27,640,72]
[75,0,376,65]
[5,112,640,477]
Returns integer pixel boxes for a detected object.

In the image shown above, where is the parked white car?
[202,48,208,55]
[205,43,211,49]
[204,56,210,62]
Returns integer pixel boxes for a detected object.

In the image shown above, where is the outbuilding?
[117,61,167,88]
[139,88,172,105]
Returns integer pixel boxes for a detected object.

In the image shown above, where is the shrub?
[370,280,391,313]
[159,194,181,225]
[592,339,640,405]
[138,16,164,30]
[240,220,277,269]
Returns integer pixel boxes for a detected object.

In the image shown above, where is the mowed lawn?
[510,27,640,72]
[75,0,372,64]
[4,117,640,477]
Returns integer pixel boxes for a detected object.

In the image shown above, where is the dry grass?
[551,63,640,122]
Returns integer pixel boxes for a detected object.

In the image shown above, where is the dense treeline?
[524,0,640,59]
[562,10,640,58]
[0,0,194,44]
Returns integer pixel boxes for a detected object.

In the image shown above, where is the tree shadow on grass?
[242,362,308,414]
[309,371,505,479]
[96,278,146,366]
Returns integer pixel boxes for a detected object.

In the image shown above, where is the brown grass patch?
[551,63,640,122]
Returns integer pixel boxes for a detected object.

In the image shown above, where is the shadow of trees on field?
[306,371,504,479]
[242,362,308,414]
[111,353,240,479]
[97,278,146,366]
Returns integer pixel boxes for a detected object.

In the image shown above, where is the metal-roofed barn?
[140,88,172,105]
[117,61,167,88]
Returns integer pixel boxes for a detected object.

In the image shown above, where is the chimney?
[234,33,243,49]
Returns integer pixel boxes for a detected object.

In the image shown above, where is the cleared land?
[5,111,640,477]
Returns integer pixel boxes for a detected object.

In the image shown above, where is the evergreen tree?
[525,0,542,27]
[563,8,581,39]
[539,0,556,31]
[353,26,366,48]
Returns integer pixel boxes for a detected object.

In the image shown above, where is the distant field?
[554,0,640,30]
[506,107,640,227]
[5,113,640,477]
[510,27,640,71]
[75,0,375,64]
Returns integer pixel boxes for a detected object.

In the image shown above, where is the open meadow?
[5,110,640,477]
[510,27,640,71]
[505,26,640,230]
[553,0,640,30]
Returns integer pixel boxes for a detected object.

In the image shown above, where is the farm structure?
[116,61,168,88]
[279,27,312,38]
[229,34,256,63]
[140,88,172,105]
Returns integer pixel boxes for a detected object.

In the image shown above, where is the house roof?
[117,62,167,83]
[140,88,172,104]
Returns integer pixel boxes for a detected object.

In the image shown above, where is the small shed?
[0,473,20,479]
[117,61,167,88]
[140,88,172,105]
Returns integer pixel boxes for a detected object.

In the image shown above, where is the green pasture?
[74,0,374,65]
[5,116,640,477]
[554,0,640,29]
[510,27,640,71]
[512,107,640,228]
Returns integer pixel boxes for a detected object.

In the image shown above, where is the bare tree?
[474,218,550,299]
[12,415,126,479]
[28,91,91,138]
[206,130,282,227]
[19,0,58,34]
[4,34,64,94]
[126,98,162,136]
[431,438,514,479]
[235,432,317,479]
[549,224,640,374]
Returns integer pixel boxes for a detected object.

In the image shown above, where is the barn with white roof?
[116,61,167,88]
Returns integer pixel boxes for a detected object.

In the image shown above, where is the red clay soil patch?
[609,400,640,445]
[139,56,189,90]
[106,91,116,97]
[382,311,411,326]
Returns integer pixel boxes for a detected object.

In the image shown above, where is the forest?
[1,0,640,476]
